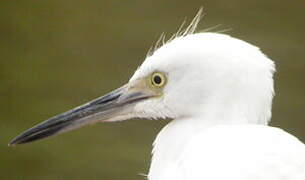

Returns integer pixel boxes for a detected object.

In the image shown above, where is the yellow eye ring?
[151,72,166,88]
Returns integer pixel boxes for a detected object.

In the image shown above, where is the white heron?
[10,9,305,180]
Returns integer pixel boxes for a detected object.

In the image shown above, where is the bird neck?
[149,104,271,179]
[151,115,248,161]
[149,87,273,179]
[149,117,215,179]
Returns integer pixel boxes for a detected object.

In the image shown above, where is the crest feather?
[147,8,204,57]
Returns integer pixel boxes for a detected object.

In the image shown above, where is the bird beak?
[9,82,154,146]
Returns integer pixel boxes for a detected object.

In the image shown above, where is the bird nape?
[9,9,305,180]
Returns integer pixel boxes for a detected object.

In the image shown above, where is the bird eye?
[151,72,166,87]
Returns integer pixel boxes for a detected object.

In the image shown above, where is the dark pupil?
[153,75,162,84]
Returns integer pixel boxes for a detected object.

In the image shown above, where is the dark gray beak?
[9,83,154,146]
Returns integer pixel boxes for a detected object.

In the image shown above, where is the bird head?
[9,13,275,146]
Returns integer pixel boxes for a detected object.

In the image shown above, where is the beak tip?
[8,137,21,147]
[8,134,30,146]
[8,141,17,147]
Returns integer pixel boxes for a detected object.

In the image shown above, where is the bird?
[9,9,305,180]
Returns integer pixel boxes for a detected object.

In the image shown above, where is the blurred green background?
[1,0,304,179]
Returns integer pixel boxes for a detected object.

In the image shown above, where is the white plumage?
[150,124,305,180]
[10,10,305,180]
[132,32,305,180]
